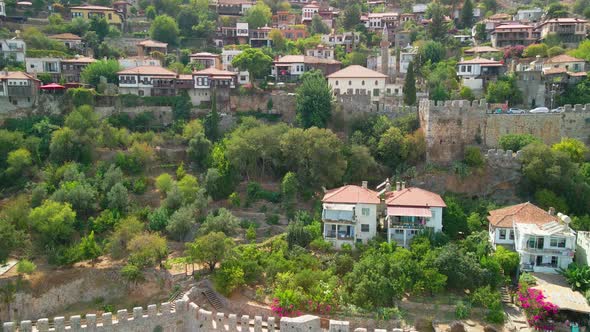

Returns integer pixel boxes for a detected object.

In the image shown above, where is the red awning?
[40,83,66,90]
[387,206,432,218]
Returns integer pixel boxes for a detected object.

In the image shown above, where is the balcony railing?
[7,86,33,97]
[325,230,354,240]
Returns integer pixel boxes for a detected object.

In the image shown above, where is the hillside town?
[1,0,590,330]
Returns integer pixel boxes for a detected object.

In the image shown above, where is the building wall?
[355,203,378,243]
[419,99,590,164]
[328,77,386,102]
[490,226,515,246]
[576,231,590,266]
[428,207,443,231]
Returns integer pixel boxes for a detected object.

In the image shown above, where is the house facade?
[457,57,504,91]
[117,66,179,97]
[70,5,123,25]
[488,202,575,274]
[0,71,40,108]
[61,57,95,83]
[384,183,446,248]
[221,49,250,84]
[301,2,319,23]
[320,32,360,52]
[543,54,585,73]
[190,67,237,107]
[491,24,538,48]
[189,52,222,70]
[305,45,335,60]
[49,33,83,50]
[272,55,341,82]
[514,8,543,22]
[537,18,587,48]
[576,231,590,266]
[327,65,387,103]
[137,40,168,56]
[321,183,380,249]
[118,56,162,69]
[0,38,26,63]
[25,57,62,81]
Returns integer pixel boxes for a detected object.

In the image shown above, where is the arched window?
[362,80,365,85]
[335,80,339,86]
[375,80,378,85]
[348,80,352,85]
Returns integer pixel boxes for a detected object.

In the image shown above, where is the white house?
[321,182,380,249]
[221,49,250,84]
[0,0,6,17]
[191,67,237,105]
[118,56,162,69]
[399,45,417,74]
[326,65,387,103]
[383,182,446,248]
[488,202,576,274]
[576,231,590,266]
[117,65,178,97]
[301,1,319,23]
[456,57,504,91]
[514,8,543,22]
[0,38,26,63]
[543,54,586,73]
[305,45,334,60]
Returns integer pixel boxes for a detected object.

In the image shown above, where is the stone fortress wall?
[2,287,392,332]
[418,99,590,164]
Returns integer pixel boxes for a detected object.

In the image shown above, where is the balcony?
[152,80,175,88]
[7,86,33,97]
[324,230,354,240]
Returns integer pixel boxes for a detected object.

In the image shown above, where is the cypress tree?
[403,61,417,106]
[461,0,474,28]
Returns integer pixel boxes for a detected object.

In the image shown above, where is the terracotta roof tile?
[458,57,503,66]
[487,202,558,228]
[70,5,117,10]
[137,39,168,48]
[193,67,237,76]
[543,67,567,75]
[117,66,177,76]
[0,71,39,81]
[322,185,380,204]
[326,65,387,78]
[546,54,585,64]
[49,33,82,40]
[464,46,501,54]
[384,187,446,208]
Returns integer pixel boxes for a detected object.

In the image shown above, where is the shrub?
[455,300,471,319]
[309,238,332,252]
[266,213,280,225]
[229,192,240,207]
[16,259,37,275]
[214,265,245,296]
[464,146,484,167]
[517,287,558,329]
[68,88,96,107]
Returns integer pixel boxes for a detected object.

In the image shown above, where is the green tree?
[286,220,313,249]
[148,207,170,231]
[535,188,569,213]
[310,14,330,34]
[377,126,407,171]
[499,134,541,151]
[187,132,212,169]
[150,15,179,46]
[108,216,144,259]
[523,44,548,58]
[155,173,174,194]
[569,40,590,62]
[90,17,109,41]
[546,3,569,19]
[464,146,484,167]
[269,29,286,51]
[492,246,519,276]
[418,41,446,65]
[50,180,97,216]
[185,231,233,271]
[121,263,144,285]
[107,182,129,213]
[79,231,102,261]
[552,137,588,163]
[296,70,333,128]
[199,208,240,236]
[547,46,565,57]
[425,2,447,40]
[460,0,474,28]
[343,3,361,30]
[16,259,36,275]
[6,148,32,176]
[166,205,196,241]
[0,221,25,264]
[127,233,167,268]
[403,61,416,106]
[281,171,299,213]
[231,48,272,81]
[29,200,76,248]
[244,1,272,29]
[485,75,522,106]
[204,95,221,141]
[81,59,121,86]
[442,197,468,239]
[176,6,200,35]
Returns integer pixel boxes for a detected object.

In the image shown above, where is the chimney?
[548,207,556,216]
[361,181,368,189]
[401,181,406,190]
[322,186,327,193]
[395,181,401,191]
[385,178,391,192]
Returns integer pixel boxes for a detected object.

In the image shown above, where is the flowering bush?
[517,287,559,330]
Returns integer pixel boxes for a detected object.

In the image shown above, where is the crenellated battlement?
[2,290,402,332]
[484,149,522,169]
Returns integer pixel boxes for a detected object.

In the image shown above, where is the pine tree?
[204,93,220,141]
[403,61,417,106]
[460,0,474,28]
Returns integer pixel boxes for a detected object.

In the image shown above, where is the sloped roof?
[487,202,558,228]
[538,18,588,26]
[49,33,82,40]
[0,71,39,81]
[494,23,533,30]
[193,67,236,76]
[117,66,176,76]
[464,46,501,54]
[384,187,446,208]
[458,57,503,66]
[137,40,168,48]
[190,52,220,58]
[546,54,584,64]
[543,67,567,75]
[322,185,380,205]
[274,55,340,65]
[70,5,116,10]
[326,65,387,78]
[61,56,96,63]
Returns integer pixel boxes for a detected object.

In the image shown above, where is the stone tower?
[380,25,390,78]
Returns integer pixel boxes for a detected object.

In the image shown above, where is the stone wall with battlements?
[2,287,409,332]
[419,99,590,164]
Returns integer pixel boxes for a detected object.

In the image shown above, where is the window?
[550,237,566,248]
[551,256,558,267]
[395,229,404,234]
[361,80,365,86]
[509,230,514,240]
[348,80,352,85]
[373,88,379,97]
[138,90,144,96]
[499,229,506,240]
[335,80,339,86]
[374,80,378,85]
[361,224,370,232]
[361,208,370,216]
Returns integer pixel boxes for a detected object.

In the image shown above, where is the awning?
[40,83,65,90]
[387,206,432,218]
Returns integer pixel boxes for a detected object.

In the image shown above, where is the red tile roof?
[546,54,584,64]
[458,57,503,66]
[61,56,96,63]
[543,67,567,75]
[322,185,380,204]
[487,202,558,228]
[0,71,39,81]
[49,33,82,40]
[326,65,387,78]
[538,18,588,26]
[384,187,446,208]
[70,5,117,10]
[494,24,533,30]
[193,67,237,76]
[137,40,168,48]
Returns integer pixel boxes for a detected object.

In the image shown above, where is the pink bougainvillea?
[270,298,335,318]
[517,287,559,330]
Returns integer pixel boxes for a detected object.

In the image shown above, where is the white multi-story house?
[25,57,62,81]
[327,65,387,103]
[320,32,360,52]
[488,202,576,274]
[543,54,586,73]
[305,45,334,60]
[0,38,26,63]
[117,65,178,97]
[537,18,588,48]
[301,1,319,23]
[191,67,236,106]
[272,55,341,82]
[456,57,504,91]
[576,231,590,266]
[118,56,162,69]
[0,0,6,17]
[399,45,417,74]
[221,49,250,84]
[383,182,446,248]
[321,182,380,249]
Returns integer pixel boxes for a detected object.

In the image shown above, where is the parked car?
[530,107,549,113]
[508,108,525,114]
[493,108,503,114]
[550,107,564,113]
